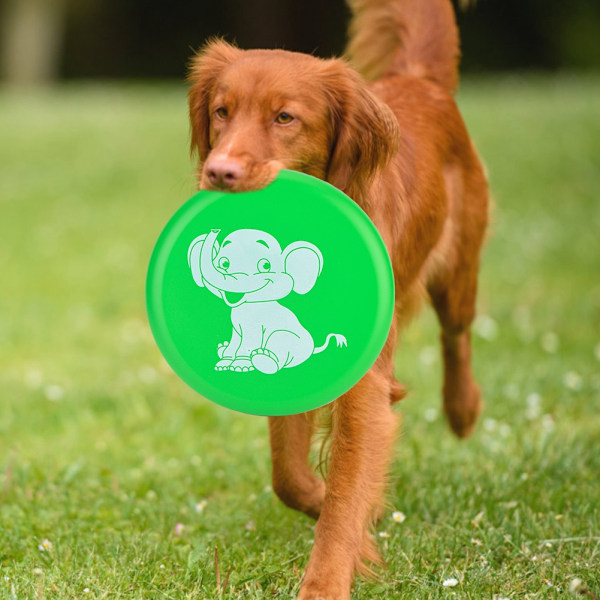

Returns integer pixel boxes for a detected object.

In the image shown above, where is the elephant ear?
[188,234,220,297]
[283,242,323,295]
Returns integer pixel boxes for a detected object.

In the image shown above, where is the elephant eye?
[218,257,230,271]
[257,258,271,273]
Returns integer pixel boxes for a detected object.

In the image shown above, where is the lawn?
[1,74,599,599]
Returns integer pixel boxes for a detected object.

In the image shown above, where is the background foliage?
[1,74,599,598]
[1,0,600,84]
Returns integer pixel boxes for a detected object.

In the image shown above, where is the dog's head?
[188,40,399,199]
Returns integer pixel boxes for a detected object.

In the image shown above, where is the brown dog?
[188,0,488,598]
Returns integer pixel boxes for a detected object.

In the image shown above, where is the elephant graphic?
[187,228,347,374]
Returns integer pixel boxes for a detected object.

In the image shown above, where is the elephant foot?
[250,348,280,374]
[215,358,233,371]
[229,357,255,372]
[217,341,229,359]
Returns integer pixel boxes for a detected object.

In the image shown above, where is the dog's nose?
[205,158,244,189]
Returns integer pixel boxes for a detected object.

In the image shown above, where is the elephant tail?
[313,333,348,354]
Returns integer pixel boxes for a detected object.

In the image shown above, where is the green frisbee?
[146,170,394,416]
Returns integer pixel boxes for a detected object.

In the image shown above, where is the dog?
[187,0,489,598]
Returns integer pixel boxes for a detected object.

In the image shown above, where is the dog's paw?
[444,381,482,438]
[296,584,349,600]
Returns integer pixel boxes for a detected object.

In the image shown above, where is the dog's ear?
[188,39,241,162]
[321,60,399,201]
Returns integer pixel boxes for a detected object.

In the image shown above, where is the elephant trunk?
[200,229,228,288]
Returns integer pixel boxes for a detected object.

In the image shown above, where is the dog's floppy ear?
[321,60,399,201]
[188,39,241,162]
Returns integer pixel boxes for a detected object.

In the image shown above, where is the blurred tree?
[1,0,598,82]
[0,0,67,84]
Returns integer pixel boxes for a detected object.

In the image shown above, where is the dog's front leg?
[297,370,398,600]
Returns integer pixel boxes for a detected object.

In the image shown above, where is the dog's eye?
[215,107,228,120]
[275,112,294,125]
[257,258,271,272]
[218,257,230,271]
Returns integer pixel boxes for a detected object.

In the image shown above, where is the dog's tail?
[345,0,462,93]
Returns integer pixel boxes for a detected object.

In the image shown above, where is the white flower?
[424,408,438,422]
[526,393,542,420]
[419,346,437,366]
[569,578,584,594]
[442,577,459,587]
[378,531,390,539]
[392,511,406,523]
[189,455,202,467]
[473,314,498,341]
[499,423,512,437]
[38,539,53,552]
[470,538,483,546]
[563,371,582,391]
[138,365,157,384]
[541,414,555,431]
[44,384,64,402]
[471,511,484,527]
[483,418,497,432]
[195,500,207,513]
[540,332,559,353]
[24,368,43,389]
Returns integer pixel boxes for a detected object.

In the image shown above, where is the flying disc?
[146,170,394,416]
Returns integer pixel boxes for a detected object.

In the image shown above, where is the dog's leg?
[430,257,483,438]
[439,320,481,438]
[430,171,488,438]
[269,413,325,520]
[297,371,398,600]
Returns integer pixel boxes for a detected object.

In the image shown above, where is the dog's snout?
[205,158,244,190]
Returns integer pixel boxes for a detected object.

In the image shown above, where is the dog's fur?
[188,0,489,597]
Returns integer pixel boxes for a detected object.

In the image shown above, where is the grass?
[1,73,599,599]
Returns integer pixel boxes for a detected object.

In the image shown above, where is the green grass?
[1,74,599,599]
